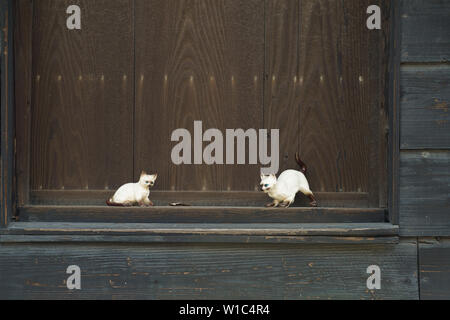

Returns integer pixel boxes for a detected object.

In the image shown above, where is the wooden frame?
[4,0,400,242]
[387,0,402,225]
[1,0,15,229]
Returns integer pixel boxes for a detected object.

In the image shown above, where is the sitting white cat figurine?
[106,171,157,207]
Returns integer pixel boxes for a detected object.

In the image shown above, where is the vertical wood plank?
[419,239,450,300]
[299,0,359,193]
[135,0,264,191]
[298,0,388,205]
[264,0,299,174]
[399,151,450,236]
[400,66,450,150]
[134,0,171,190]
[221,0,264,191]
[1,0,15,227]
[388,0,401,224]
[14,0,33,206]
[378,0,391,209]
[30,0,134,191]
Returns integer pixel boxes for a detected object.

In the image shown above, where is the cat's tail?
[106,198,126,207]
[295,152,307,174]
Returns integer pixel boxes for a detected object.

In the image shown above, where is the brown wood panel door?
[21,0,389,206]
[135,0,264,191]
[30,0,134,190]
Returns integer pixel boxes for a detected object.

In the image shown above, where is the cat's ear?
[151,173,158,180]
[140,170,147,177]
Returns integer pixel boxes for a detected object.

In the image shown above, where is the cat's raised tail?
[295,152,307,174]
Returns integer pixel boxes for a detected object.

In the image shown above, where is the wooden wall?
[0,241,418,299]
[0,0,449,300]
[23,0,389,198]
[398,0,450,237]
[398,0,450,299]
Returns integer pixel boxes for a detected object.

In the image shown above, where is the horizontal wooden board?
[419,238,450,300]
[0,222,399,244]
[17,206,386,224]
[400,0,450,62]
[0,240,418,299]
[3,222,399,236]
[399,151,450,236]
[400,65,450,149]
[30,190,371,208]
[0,235,400,245]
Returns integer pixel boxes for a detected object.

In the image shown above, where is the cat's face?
[139,171,158,187]
[260,174,277,193]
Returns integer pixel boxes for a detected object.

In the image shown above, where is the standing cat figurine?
[106,171,157,207]
[260,153,317,208]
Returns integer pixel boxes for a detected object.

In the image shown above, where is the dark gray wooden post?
[1,0,15,228]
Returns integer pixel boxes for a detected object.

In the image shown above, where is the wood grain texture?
[0,235,400,245]
[0,221,399,244]
[30,0,134,190]
[400,65,450,150]
[3,221,399,237]
[400,0,450,62]
[419,238,450,300]
[135,0,264,191]
[264,0,299,173]
[0,240,418,299]
[14,0,33,206]
[29,190,371,208]
[387,0,401,225]
[399,151,450,236]
[298,0,389,202]
[17,0,390,204]
[1,0,15,227]
[17,206,386,224]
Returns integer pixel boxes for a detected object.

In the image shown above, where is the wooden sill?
[17,205,387,223]
[0,222,399,244]
[30,190,372,208]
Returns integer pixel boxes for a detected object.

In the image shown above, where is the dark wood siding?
[9,0,450,301]
[419,239,450,300]
[399,151,449,236]
[400,0,450,63]
[400,66,450,150]
[398,0,450,300]
[0,241,418,299]
[398,0,449,237]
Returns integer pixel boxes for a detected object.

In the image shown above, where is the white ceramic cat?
[260,153,317,208]
[106,171,157,207]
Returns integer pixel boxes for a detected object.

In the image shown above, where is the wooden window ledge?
[17,205,387,224]
[0,222,399,244]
